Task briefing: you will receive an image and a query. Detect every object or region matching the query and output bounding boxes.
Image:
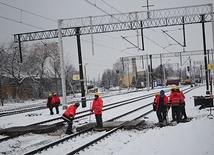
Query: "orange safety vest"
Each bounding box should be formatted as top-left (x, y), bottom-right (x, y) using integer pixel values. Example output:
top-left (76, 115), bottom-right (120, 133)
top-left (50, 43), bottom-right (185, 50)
top-left (169, 92), bottom-right (182, 105)
top-left (179, 91), bottom-right (185, 103)
top-left (63, 104), bottom-right (77, 117)
top-left (154, 95), bottom-right (168, 110)
top-left (91, 97), bottom-right (103, 114)
top-left (51, 95), bottom-right (60, 104)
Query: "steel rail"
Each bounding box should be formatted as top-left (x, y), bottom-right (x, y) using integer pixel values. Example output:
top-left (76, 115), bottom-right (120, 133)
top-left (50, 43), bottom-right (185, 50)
top-left (23, 86), bottom-right (200, 155)
top-left (0, 89), bottom-right (146, 117)
top-left (0, 91), bottom-right (156, 143)
top-left (67, 86), bottom-right (200, 155)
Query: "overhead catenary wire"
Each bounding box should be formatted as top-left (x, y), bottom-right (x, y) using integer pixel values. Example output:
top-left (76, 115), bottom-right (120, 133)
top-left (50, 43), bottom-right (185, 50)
top-left (101, 0), bottom-right (188, 55)
top-left (100, 0), bottom-right (171, 53)
top-left (0, 0), bottom-right (175, 56)
top-left (1, 1), bottom-right (181, 73)
top-left (0, 15), bottom-right (46, 30)
top-left (0, 1), bottom-right (134, 62)
top-left (84, 0), bottom-right (143, 51)
top-left (0, 1), bottom-right (133, 55)
top-left (82, 0), bottom-right (181, 80)
top-left (85, 0), bottom-right (179, 54)
top-left (0, 1), bottom-right (56, 23)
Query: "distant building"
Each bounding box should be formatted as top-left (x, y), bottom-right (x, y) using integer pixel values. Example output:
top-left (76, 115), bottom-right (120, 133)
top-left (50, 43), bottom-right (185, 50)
top-left (120, 71), bottom-right (146, 88)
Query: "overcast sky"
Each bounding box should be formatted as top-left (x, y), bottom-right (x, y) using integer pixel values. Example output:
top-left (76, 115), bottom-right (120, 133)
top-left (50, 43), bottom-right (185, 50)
top-left (0, 0), bottom-right (214, 80)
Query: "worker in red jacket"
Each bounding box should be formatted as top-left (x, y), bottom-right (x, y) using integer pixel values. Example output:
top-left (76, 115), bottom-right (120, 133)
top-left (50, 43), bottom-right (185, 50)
top-left (51, 92), bottom-right (60, 114)
top-left (169, 86), bottom-right (182, 122)
top-left (91, 92), bottom-right (104, 128)
top-left (46, 93), bottom-right (54, 115)
top-left (62, 102), bottom-right (80, 134)
top-left (154, 90), bottom-right (169, 125)
top-left (153, 92), bottom-right (159, 111)
top-left (175, 86), bottom-right (188, 119)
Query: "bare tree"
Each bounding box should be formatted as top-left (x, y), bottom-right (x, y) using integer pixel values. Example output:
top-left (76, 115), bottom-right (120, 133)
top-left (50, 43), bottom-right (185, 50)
top-left (0, 42), bottom-right (32, 101)
top-left (0, 41), bottom-right (80, 101)
top-left (101, 69), bottom-right (112, 89)
top-left (27, 42), bottom-right (60, 98)
top-left (65, 64), bottom-right (78, 95)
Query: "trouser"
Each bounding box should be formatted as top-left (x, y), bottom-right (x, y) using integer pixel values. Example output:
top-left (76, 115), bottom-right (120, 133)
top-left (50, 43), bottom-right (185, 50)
top-left (53, 103), bottom-right (60, 114)
top-left (156, 109), bottom-right (167, 123)
top-left (180, 105), bottom-right (187, 119)
top-left (171, 105), bottom-right (180, 121)
top-left (62, 114), bottom-right (73, 134)
top-left (95, 114), bottom-right (103, 127)
top-left (49, 107), bottom-right (54, 115)
top-left (66, 121), bottom-right (73, 134)
top-left (47, 103), bottom-right (54, 115)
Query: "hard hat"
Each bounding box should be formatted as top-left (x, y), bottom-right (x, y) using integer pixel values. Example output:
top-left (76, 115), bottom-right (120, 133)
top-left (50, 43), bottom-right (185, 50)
top-left (155, 92), bottom-right (159, 96)
top-left (48, 94), bottom-right (52, 97)
top-left (175, 86), bottom-right (180, 90)
top-left (160, 90), bottom-right (165, 94)
top-left (171, 86), bottom-right (176, 90)
top-left (94, 92), bottom-right (99, 96)
top-left (75, 102), bottom-right (80, 107)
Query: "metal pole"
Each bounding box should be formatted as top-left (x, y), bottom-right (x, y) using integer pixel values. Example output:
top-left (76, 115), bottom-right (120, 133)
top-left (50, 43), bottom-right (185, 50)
top-left (193, 61), bottom-right (196, 82)
top-left (149, 55), bottom-right (153, 89)
top-left (208, 77), bottom-right (213, 118)
top-left (141, 55), bottom-right (144, 69)
top-left (90, 17), bottom-right (95, 55)
top-left (57, 19), bottom-right (67, 110)
top-left (200, 65), bottom-right (203, 84)
top-left (208, 50), bottom-right (211, 88)
top-left (146, 54), bottom-right (150, 91)
top-left (201, 15), bottom-right (209, 93)
top-left (182, 17), bottom-right (186, 47)
top-left (180, 51), bottom-right (183, 80)
top-left (75, 27), bottom-right (86, 108)
top-left (140, 21), bottom-right (145, 51)
top-left (160, 54), bottom-right (163, 86)
top-left (135, 12), bottom-right (140, 52)
top-left (163, 64), bottom-right (166, 87)
top-left (18, 35), bottom-right (23, 63)
top-left (189, 57), bottom-right (192, 79)
top-left (84, 63), bottom-right (88, 94)
top-left (54, 61), bottom-right (58, 92)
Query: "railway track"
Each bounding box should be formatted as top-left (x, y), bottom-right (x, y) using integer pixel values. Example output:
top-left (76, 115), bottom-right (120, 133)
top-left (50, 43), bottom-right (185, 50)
top-left (20, 86), bottom-right (199, 155)
top-left (24, 106), bottom-right (154, 155)
top-left (0, 86), bottom-right (200, 155)
top-left (0, 85), bottom-right (187, 118)
top-left (0, 89), bottom-right (147, 117)
top-left (0, 91), bottom-right (159, 143)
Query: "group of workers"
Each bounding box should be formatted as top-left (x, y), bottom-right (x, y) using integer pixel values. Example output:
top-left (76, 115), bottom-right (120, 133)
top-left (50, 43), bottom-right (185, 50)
top-left (47, 86), bottom-right (186, 134)
top-left (153, 86), bottom-right (188, 125)
top-left (48, 92), bottom-right (103, 134)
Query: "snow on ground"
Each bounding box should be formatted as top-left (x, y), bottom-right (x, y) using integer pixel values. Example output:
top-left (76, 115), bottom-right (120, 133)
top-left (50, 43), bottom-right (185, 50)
top-left (0, 85), bottom-right (214, 155)
top-left (79, 85), bottom-right (214, 155)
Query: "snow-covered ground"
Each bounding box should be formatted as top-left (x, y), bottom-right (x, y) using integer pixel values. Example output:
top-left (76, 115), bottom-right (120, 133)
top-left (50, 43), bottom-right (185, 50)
top-left (0, 85), bottom-right (214, 155)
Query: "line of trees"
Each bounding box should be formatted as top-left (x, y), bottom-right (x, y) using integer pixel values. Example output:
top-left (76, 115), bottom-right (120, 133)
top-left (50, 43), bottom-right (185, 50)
top-left (100, 59), bottom-right (187, 89)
